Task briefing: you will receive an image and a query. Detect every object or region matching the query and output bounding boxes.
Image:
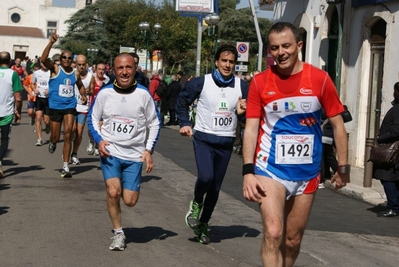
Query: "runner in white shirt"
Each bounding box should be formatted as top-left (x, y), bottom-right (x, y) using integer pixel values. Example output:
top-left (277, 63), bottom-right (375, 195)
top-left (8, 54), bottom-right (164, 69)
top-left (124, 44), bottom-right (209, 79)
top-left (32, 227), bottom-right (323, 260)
top-left (70, 55), bottom-right (94, 164)
top-left (88, 53), bottom-right (161, 251)
top-left (32, 61), bottom-right (51, 146)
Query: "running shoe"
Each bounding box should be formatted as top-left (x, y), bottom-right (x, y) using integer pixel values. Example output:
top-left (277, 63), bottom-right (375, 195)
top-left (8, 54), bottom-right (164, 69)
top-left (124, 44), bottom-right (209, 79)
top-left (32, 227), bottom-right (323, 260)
top-left (94, 148), bottom-right (99, 156)
top-left (109, 232), bottom-right (126, 251)
top-left (86, 142), bottom-right (95, 155)
top-left (70, 154), bottom-right (81, 165)
top-left (318, 183), bottom-right (326, 189)
top-left (35, 139), bottom-right (42, 146)
top-left (48, 141), bottom-right (56, 154)
top-left (185, 200), bottom-right (203, 229)
top-left (60, 166), bottom-right (72, 178)
top-left (45, 124), bottom-right (51, 134)
top-left (194, 222), bottom-right (210, 245)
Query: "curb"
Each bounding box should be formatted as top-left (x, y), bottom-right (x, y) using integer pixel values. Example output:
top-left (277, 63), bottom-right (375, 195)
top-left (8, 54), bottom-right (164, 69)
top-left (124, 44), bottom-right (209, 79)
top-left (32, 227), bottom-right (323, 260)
top-left (325, 180), bottom-right (386, 206)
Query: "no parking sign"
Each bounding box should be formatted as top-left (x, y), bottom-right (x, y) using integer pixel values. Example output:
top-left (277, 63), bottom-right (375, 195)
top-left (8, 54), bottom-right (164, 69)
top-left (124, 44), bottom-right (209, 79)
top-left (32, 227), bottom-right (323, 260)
top-left (236, 42), bottom-right (249, 62)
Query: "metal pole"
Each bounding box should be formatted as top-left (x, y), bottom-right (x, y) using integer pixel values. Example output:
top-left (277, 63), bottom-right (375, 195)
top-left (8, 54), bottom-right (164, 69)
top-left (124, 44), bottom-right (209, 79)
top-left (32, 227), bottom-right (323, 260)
top-left (248, 0), bottom-right (263, 71)
top-left (145, 37), bottom-right (149, 72)
top-left (195, 16), bottom-right (203, 77)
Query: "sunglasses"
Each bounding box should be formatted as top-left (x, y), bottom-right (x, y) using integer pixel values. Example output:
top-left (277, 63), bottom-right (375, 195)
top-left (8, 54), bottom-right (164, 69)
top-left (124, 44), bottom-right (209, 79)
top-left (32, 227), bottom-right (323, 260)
top-left (61, 56), bottom-right (73, 60)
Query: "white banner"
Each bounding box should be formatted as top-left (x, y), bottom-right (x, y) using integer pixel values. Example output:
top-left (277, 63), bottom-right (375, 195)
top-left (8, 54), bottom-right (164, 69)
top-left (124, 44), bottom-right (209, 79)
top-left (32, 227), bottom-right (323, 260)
top-left (175, 0), bottom-right (214, 13)
top-left (119, 46), bottom-right (135, 53)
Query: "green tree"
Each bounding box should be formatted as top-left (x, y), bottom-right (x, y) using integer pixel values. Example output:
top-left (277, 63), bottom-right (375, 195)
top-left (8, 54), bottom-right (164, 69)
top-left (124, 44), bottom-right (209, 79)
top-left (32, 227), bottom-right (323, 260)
top-left (59, 0), bottom-right (271, 74)
top-left (217, 7), bottom-right (272, 70)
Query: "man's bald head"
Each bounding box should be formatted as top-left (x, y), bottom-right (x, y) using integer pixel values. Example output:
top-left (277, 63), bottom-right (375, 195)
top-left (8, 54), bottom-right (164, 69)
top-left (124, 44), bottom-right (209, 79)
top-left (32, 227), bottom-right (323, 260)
top-left (76, 54), bottom-right (87, 63)
top-left (0, 51), bottom-right (11, 66)
top-left (75, 54), bottom-right (88, 74)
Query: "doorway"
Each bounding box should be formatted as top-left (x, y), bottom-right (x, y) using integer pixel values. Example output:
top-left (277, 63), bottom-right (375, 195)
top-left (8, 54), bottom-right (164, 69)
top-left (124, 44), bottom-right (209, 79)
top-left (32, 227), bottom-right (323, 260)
top-left (366, 19), bottom-right (386, 141)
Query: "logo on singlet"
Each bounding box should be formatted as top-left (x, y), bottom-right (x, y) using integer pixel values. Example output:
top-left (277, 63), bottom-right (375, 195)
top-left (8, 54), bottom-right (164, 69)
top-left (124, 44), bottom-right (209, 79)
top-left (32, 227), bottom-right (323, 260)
top-left (284, 102), bottom-right (297, 112)
top-left (257, 153), bottom-right (267, 161)
top-left (300, 102), bottom-right (312, 112)
top-left (63, 78), bottom-right (72, 85)
top-left (217, 100), bottom-right (229, 111)
top-left (300, 88), bottom-right (313, 94)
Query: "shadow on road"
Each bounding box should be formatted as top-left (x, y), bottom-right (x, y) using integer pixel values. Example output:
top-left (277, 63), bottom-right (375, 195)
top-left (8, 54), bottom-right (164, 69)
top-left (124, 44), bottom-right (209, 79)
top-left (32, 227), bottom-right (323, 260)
top-left (69, 164), bottom-right (102, 175)
top-left (0, 183), bottom-right (10, 191)
top-left (3, 165), bottom-right (45, 178)
top-left (206, 225), bottom-right (261, 244)
top-left (124, 226), bottom-right (178, 244)
top-left (0, 206), bottom-right (9, 215)
top-left (142, 175), bottom-right (162, 183)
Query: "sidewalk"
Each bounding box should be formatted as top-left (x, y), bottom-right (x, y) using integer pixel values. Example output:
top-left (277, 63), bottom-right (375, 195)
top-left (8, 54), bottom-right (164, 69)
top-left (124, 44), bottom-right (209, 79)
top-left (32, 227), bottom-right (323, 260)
top-left (164, 125), bottom-right (387, 207)
top-left (325, 165), bottom-right (386, 206)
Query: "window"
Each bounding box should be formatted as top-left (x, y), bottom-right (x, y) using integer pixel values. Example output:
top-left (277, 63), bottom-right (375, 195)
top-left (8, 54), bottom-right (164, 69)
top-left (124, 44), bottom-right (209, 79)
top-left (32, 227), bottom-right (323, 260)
top-left (47, 21), bottom-right (57, 38)
top-left (11, 13), bottom-right (21, 23)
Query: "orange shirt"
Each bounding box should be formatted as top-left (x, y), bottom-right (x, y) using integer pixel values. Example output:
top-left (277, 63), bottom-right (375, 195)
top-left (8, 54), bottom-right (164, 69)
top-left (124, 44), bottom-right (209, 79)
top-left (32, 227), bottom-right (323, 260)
top-left (23, 74), bottom-right (36, 102)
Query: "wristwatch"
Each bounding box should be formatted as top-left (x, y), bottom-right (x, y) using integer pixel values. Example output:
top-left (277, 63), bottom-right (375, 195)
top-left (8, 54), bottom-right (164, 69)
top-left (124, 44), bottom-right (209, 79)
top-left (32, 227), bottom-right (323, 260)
top-left (145, 149), bottom-right (154, 155)
top-left (338, 164), bottom-right (351, 174)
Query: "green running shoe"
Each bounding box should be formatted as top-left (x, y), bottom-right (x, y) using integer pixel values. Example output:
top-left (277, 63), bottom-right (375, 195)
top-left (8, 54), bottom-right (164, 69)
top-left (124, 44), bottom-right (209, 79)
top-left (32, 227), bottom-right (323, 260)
top-left (195, 222), bottom-right (210, 245)
top-left (185, 200), bottom-right (203, 228)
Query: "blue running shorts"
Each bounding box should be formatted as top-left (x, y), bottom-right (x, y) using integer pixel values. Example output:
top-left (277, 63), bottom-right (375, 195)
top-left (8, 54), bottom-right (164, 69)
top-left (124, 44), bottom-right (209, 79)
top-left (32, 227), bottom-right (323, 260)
top-left (75, 112), bottom-right (87, 125)
top-left (100, 156), bottom-right (143, 191)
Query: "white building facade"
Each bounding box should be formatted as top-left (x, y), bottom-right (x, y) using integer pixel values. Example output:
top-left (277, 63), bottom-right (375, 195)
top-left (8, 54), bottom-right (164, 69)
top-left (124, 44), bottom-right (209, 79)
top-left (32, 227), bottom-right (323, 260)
top-left (262, 0), bottom-right (399, 186)
top-left (0, 0), bottom-right (94, 60)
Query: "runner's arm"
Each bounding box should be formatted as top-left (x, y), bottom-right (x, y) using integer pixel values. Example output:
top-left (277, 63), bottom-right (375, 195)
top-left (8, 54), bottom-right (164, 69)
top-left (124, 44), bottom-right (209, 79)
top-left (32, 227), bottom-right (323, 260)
top-left (40, 32), bottom-right (58, 75)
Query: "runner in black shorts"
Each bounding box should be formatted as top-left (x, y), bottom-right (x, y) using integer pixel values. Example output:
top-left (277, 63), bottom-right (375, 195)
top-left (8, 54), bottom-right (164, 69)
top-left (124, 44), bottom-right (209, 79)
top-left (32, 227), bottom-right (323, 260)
top-left (32, 61), bottom-right (51, 146)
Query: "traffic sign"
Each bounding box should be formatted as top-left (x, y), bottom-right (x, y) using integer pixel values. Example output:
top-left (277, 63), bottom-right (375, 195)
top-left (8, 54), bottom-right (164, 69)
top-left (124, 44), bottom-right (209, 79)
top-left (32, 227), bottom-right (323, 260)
top-left (236, 42), bottom-right (249, 62)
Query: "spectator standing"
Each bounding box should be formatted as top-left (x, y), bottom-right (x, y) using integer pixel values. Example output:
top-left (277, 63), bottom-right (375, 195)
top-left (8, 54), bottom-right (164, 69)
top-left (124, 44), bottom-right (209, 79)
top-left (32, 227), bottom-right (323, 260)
top-left (373, 82), bottom-right (399, 217)
top-left (177, 70), bottom-right (188, 89)
top-left (166, 74), bottom-right (181, 125)
top-left (149, 70), bottom-right (162, 106)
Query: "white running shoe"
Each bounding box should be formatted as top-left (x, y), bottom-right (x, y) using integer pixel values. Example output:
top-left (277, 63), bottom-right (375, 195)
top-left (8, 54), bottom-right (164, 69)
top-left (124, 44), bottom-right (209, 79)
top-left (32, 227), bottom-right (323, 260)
top-left (94, 148), bottom-right (99, 156)
top-left (70, 154), bottom-right (81, 165)
top-left (86, 142), bottom-right (95, 155)
top-left (35, 139), bottom-right (42, 146)
top-left (109, 232), bottom-right (126, 251)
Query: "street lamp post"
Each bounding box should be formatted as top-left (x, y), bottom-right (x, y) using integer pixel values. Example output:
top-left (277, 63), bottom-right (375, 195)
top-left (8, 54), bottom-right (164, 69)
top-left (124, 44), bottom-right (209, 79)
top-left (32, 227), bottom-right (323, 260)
top-left (86, 48), bottom-right (98, 66)
top-left (204, 13), bottom-right (220, 72)
top-left (139, 22), bottom-right (161, 72)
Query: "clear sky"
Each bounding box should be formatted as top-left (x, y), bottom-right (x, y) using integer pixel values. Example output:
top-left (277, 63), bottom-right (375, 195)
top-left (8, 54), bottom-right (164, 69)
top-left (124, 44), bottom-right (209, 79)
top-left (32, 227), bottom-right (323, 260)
top-left (51, 0), bottom-right (272, 19)
top-left (52, 0), bottom-right (74, 7)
